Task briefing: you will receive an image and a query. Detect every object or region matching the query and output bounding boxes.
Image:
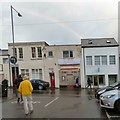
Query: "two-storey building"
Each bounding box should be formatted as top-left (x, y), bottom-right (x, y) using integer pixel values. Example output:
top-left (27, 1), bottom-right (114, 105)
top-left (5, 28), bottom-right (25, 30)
top-left (8, 42), bottom-right (81, 88)
top-left (81, 38), bottom-right (119, 88)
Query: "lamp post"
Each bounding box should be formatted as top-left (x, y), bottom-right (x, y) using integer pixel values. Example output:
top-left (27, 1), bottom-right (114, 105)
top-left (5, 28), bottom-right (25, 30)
top-left (10, 5), bottom-right (22, 93)
top-left (11, 5), bottom-right (22, 58)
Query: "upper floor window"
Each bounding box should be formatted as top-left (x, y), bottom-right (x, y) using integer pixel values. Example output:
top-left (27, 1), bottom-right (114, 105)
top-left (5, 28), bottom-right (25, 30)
top-left (18, 48), bottom-right (23, 59)
top-left (63, 51), bottom-right (73, 58)
top-left (31, 47), bottom-right (36, 58)
top-left (101, 56), bottom-right (107, 65)
top-left (94, 56), bottom-right (100, 65)
top-left (48, 51), bottom-right (53, 57)
top-left (86, 56), bottom-right (92, 65)
top-left (14, 48), bottom-right (17, 58)
top-left (109, 55), bottom-right (116, 65)
top-left (3, 58), bottom-right (8, 64)
top-left (37, 47), bottom-right (42, 58)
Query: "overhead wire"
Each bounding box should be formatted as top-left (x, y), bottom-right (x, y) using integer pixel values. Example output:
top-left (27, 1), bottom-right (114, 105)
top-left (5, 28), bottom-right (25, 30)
top-left (1, 18), bottom-right (118, 26)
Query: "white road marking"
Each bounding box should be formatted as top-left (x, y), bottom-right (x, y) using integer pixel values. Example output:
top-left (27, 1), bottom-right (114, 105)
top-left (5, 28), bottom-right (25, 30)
top-left (11, 101), bottom-right (41, 104)
top-left (105, 109), bottom-right (111, 120)
top-left (105, 109), bottom-right (120, 119)
top-left (44, 97), bottom-right (59, 108)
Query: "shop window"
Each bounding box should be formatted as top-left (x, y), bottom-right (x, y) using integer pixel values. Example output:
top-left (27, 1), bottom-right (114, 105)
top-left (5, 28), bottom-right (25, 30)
top-left (108, 75), bottom-right (117, 85)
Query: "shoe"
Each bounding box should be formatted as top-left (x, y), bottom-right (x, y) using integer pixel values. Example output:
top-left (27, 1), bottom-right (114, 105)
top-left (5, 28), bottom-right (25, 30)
top-left (30, 110), bottom-right (34, 114)
top-left (25, 113), bottom-right (29, 116)
top-left (17, 98), bottom-right (20, 103)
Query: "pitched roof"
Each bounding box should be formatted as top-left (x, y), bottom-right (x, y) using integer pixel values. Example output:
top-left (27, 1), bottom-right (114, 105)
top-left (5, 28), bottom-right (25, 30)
top-left (81, 38), bottom-right (119, 48)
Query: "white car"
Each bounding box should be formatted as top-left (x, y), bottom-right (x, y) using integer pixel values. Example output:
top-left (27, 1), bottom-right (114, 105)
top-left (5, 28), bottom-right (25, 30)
top-left (100, 88), bottom-right (120, 113)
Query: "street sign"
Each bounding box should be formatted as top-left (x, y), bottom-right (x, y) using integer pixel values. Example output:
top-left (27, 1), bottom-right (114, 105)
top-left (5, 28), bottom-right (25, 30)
top-left (10, 56), bottom-right (17, 64)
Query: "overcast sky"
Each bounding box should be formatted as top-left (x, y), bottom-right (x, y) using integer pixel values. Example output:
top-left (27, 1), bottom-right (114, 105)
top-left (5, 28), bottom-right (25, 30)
top-left (0, 0), bottom-right (119, 49)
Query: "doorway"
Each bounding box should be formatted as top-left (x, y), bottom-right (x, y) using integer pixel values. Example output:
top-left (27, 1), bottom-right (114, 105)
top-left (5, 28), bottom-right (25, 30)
top-left (87, 75), bottom-right (105, 88)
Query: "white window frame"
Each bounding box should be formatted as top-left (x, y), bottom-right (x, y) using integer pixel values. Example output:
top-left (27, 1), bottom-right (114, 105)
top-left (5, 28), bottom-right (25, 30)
top-left (21, 69), bottom-right (29, 77)
top-left (18, 48), bottom-right (23, 59)
top-left (37, 47), bottom-right (42, 58)
top-left (109, 55), bottom-right (116, 65)
top-left (86, 56), bottom-right (92, 65)
top-left (63, 50), bottom-right (73, 58)
top-left (31, 47), bottom-right (36, 58)
top-left (101, 55), bottom-right (107, 65)
top-left (94, 56), bottom-right (100, 65)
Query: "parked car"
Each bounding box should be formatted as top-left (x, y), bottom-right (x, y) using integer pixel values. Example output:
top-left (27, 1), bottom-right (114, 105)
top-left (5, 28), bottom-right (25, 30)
top-left (95, 81), bottom-right (120, 99)
top-left (100, 87), bottom-right (120, 113)
top-left (30, 79), bottom-right (49, 90)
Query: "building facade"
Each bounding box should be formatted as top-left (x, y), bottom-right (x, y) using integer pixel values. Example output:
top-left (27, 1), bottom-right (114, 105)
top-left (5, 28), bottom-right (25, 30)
top-left (0, 49), bottom-right (11, 85)
top-left (8, 42), bottom-right (81, 88)
top-left (81, 38), bottom-right (119, 88)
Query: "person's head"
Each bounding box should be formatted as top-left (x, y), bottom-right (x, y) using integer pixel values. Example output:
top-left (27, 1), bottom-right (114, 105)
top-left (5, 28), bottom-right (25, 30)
top-left (18, 74), bottom-right (22, 78)
top-left (23, 75), bottom-right (29, 80)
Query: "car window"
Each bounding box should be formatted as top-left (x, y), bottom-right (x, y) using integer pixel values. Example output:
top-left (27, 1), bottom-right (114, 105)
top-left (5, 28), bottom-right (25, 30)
top-left (30, 80), bottom-right (34, 83)
top-left (35, 80), bottom-right (41, 84)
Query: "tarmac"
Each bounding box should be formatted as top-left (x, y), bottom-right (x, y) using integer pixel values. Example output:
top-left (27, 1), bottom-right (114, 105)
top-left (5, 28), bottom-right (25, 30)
top-left (1, 87), bottom-right (96, 102)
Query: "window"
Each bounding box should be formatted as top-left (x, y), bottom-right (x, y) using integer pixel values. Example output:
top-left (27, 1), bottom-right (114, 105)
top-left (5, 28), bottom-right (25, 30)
top-left (48, 51), bottom-right (53, 57)
top-left (63, 51), bottom-right (73, 58)
top-left (101, 56), bottom-right (107, 65)
top-left (18, 48), bottom-right (23, 59)
top-left (109, 55), bottom-right (116, 65)
top-left (21, 69), bottom-right (29, 77)
top-left (3, 58), bottom-right (8, 64)
top-left (37, 47), bottom-right (42, 58)
top-left (14, 48), bottom-right (17, 58)
top-left (32, 69), bottom-right (42, 79)
top-left (95, 56), bottom-right (100, 65)
top-left (86, 56), bottom-right (92, 65)
top-left (31, 47), bottom-right (36, 58)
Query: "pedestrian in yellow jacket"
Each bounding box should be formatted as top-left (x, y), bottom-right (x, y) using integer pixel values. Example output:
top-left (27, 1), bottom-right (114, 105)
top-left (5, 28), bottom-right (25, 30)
top-left (18, 75), bottom-right (33, 115)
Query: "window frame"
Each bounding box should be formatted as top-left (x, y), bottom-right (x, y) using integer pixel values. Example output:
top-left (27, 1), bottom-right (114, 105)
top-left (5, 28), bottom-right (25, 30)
top-left (86, 56), bottom-right (92, 65)
top-left (63, 50), bottom-right (73, 58)
top-left (18, 48), bottom-right (23, 59)
top-left (109, 55), bottom-right (116, 65)
top-left (31, 47), bottom-right (36, 58)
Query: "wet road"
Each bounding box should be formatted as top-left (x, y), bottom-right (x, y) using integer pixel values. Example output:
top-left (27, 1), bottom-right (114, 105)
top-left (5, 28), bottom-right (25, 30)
top-left (2, 88), bottom-right (120, 119)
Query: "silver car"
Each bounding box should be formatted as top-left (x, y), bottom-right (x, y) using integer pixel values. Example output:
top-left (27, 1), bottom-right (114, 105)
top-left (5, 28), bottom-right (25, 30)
top-left (100, 88), bottom-right (120, 113)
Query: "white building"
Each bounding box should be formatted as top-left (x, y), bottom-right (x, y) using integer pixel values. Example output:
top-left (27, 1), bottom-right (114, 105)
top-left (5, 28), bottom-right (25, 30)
top-left (8, 41), bottom-right (81, 88)
top-left (0, 49), bottom-right (11, 85)
top-left (81, 38), bottom-right (119, 88)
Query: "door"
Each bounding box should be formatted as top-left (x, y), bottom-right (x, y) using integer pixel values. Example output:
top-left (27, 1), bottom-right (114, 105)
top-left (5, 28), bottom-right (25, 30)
top-left (93, 76), bottom-right (99, 87)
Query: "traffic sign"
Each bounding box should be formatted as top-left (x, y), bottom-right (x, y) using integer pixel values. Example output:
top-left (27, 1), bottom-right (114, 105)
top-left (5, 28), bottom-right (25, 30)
top-left (10, 56), bottom-right (17, 64)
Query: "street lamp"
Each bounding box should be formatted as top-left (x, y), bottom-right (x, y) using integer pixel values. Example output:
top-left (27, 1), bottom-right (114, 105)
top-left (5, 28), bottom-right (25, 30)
top-left (10, 5), bottom-right (22, 58)
top-left (10, 5), bottom-right (22, 92)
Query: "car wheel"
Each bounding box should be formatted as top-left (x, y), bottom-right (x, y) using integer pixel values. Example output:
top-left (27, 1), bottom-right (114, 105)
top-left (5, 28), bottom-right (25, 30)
top-left (115, 100), bottom-right (120, 113)
top-left (38, 85), bottom-right (43, 90)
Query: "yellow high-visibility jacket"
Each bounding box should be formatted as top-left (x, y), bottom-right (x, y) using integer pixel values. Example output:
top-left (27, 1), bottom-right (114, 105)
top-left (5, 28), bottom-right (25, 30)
top-left (18, 80), bottom-right (33, 96)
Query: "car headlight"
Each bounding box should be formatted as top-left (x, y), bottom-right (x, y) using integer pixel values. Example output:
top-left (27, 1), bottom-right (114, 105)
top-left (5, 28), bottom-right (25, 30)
top-left (105, 94), bottom-right (116, 99)
top-left (98, 89), bottom-right (106, 94)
